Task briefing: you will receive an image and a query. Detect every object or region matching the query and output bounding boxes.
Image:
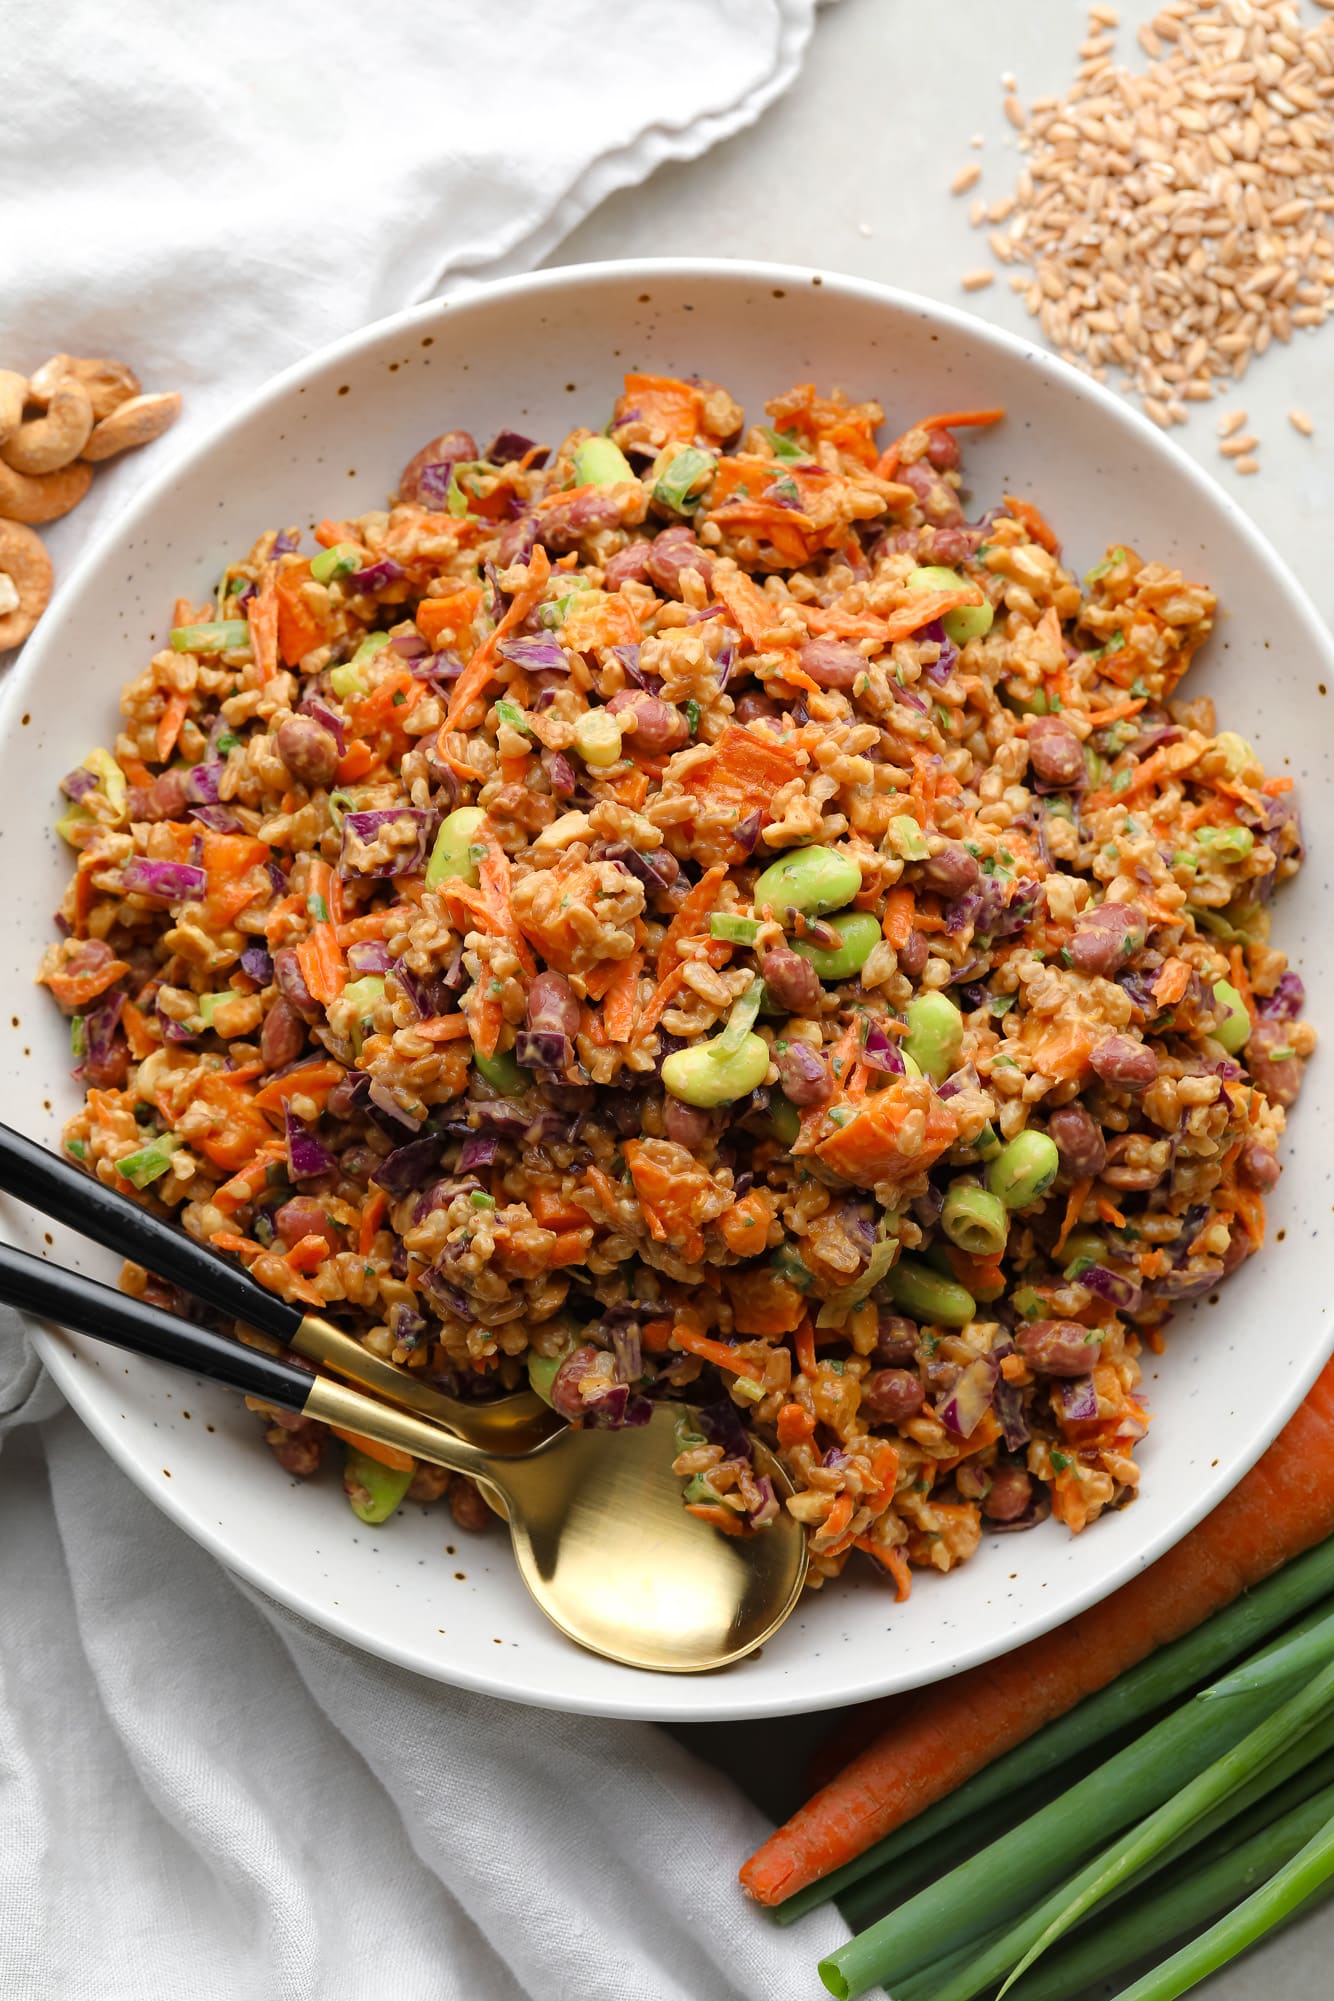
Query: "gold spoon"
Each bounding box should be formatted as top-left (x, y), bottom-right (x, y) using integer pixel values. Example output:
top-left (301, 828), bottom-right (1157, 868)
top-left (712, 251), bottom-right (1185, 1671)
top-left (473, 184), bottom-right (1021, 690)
top-left (0, 1238), bottom-right (809, 1672)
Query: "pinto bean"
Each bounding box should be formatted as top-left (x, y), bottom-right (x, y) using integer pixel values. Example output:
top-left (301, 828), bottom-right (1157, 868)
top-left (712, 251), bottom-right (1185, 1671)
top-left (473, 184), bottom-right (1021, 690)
top-left (919, 524), bottom-right (976, 567)
top-left (398, 430), bottom-right (477, 505)
top-left (861, 1367), bottom-right (926, 1424)
top-left (527, 970), bottom-right (581, 1040)
top-left (407, 1461), bottom-right (452, 1503)
top-left (602, 541), bottom-right (652, 591)
top-left (924, 426), bottom-right (961, 471)
top-left (1246, 1020), bottom-right (1306, 1108)
top-left (273, 946), bottom-right (323, 1024)
top-left (919, 841), bottom-right (980, 897)
top-left (663, 1098), bottom-right (715, 1147)
top-left (1015, 1319), bottom-right (1102, 1376)
top-left (1238, 1141), bottom-right (1281, 1191)
top-left (81, 1038), bottom-right (129, 1089)
top-left (267, 1418), bottom-right (325, 1478)
top-left (1068, 902), bottom-right (1147, 977)
top-left (1027, 716), bottom-right (1086, 789)
top-left (449, 1479), bottom-right (493, 1531)
top-left (274, 1198), bottom-right (340, 1254)
top-left (549, 1344), bottom-right (603, 1420)
top-left (1047, 1103), bottom-right (1108, 1177)
top-left (605, 688), bottom-right (689, 754)
top-left (983, 1465), bottom-right (1034, 1522)
top-left (276, 715), bottom-right (339, 788)
top-left (797, 637), bottom-right (864, 689)
top-left (897, 929), bottom-right (930, 978)
top-left (496, 513), bottom-right (538, 566)
top-left (1090, 1035), bottom-right (1159, 1091)
top-left (147, 767), bottom-right (193, 820)
top-left (874, 1314), bottom-right (919, 1366)
top-left (777, 1042), bottom-right (832, 1106)
top-left (537, 487), bottom-right (629, 551)
top-left (645, 525), bottom-right (713, 597)
top-left (733, 692), bottom-right (782, 728)
top-left (260, 996), bottom-right (308, 1070)
top-left (897, 457), bottom-right (964, 526)
top-left (760, 947), bottom-right (822, 1014)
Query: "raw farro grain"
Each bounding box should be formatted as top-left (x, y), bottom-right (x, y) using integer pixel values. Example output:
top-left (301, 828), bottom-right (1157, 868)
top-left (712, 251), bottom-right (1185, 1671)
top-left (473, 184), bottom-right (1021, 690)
top-left (1218, 431), bottom-right (1260, 456)
top-left (961, 269), bottom-right (995, 292)
top-left (975, 0), bottom-right (1334, 417)
top-left (1234, 453), bottom-right (1261, 471)
top-left (952, 162), bottom-right (983, 195)
top-left (1289, 405), bottom-right (1315, 433)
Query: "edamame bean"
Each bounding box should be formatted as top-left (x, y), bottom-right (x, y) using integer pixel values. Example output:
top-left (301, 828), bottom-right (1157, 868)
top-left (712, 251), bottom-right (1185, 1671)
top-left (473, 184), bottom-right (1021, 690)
top-left (473, 1044), bottom-right (525, 1093)
top-left (753, 844), bottom-right (862, 917)
top-left (426, 806), bottom-right (487, 887)
top-left (528, 1339), bottom-right (579, 1406)
top-left (888, 815), bottom-right (930, 861)
top-left (573, 709), bottom-right (624, 767)
top-left (986, 1129), bottom-right (1061, 1209)
top-left (887, 1258), bottom-right (977, 1327)
top-left (1212, 731), bottom-right (1259, 781)
top-left (904, 991), bottom-right (964, 1083)
top-left (941, 1181), bottom-right (1009, 1258)
top-left (907, 563), bottom-right (995, 645)
top-left (1062, 1229), bottom-right (1109, 1270)
top-left (768, 1094), bottom-right (801, 1145)
top-left (343, 1446), bottom-right (413, 1525)
top-left (1212, 978), bottom-right (1252, 1054)
top-left (662, 1031), bottom-right (770, 1107)
top-left (791, 909), bottom-right (882, 981)
top-left (572, 436), bottom-right (634, 487)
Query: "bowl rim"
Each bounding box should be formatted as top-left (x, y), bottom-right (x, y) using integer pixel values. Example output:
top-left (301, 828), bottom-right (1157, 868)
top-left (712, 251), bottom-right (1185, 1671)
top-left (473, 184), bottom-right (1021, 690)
top-left (8, 255), bottom-right (1333, 1721)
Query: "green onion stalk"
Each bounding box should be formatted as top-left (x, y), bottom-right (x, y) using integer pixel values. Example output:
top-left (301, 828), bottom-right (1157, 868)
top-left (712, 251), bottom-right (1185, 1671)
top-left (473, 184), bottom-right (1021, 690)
top-left (778, 1537), bottom-right (1334, 1925)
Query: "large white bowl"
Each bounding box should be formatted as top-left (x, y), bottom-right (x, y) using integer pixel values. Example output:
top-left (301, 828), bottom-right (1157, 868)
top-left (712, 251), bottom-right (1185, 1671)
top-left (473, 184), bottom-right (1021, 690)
top-left (2, 260), bottom-right (1329, 1722)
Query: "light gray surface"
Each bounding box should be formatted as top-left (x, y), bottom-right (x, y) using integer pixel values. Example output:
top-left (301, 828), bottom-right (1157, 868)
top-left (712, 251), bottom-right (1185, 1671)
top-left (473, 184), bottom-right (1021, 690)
top-left (550, 0), bottom-right (1332, 1991)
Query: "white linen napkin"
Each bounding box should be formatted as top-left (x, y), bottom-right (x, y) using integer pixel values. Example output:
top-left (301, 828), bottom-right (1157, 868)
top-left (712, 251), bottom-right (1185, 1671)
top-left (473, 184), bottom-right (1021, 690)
top-left (0, 3), bottom-right (851, 1995)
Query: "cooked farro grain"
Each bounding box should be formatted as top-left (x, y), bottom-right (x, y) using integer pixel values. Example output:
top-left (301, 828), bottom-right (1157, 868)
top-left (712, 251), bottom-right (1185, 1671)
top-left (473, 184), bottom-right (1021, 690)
top-left (42, 379), bottom-right (1311, 1596)
top-left (973, 1), bottom-right (1334, 419)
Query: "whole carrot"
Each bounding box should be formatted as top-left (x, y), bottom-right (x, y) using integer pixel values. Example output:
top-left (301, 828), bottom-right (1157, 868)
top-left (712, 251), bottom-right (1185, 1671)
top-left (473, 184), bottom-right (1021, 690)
top-left (739, 1358), bottom-right (1334, 1907)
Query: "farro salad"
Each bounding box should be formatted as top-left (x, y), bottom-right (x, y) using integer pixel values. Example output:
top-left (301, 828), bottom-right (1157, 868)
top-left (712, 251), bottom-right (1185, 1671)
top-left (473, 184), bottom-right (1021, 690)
top-left (42, 372), bottom-right (1312, 1588)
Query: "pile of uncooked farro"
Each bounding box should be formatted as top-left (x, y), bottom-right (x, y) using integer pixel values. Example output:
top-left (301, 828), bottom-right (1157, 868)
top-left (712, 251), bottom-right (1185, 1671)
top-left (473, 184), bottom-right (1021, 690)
top-left (956, 0), bottom-right (1334, 466)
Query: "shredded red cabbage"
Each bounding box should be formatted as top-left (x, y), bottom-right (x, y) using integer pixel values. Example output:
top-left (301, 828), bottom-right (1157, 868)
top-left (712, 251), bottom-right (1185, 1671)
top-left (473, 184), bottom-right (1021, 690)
top-left (338, 809), bottom-right (435, 879)
top-left (285, 1108), bottom-right (336, 1182)
top-left (860, 1020), bottom-right (906, 1074)
top-left (993, 1375), bottom-right (1031, 1451)
top-left (939, 1355), bottom-right (999, 1440)
top-left (122, 857), bottom-right (208, 902)
top-left (496, 633), bottom-right (568, 672)
top-left (486, 431), bottom-right (547, 468)
top-left (1053, 1374), bottom-right (1099, 1423)
top-left (350, 559), bottom-right (405, 592)
top-left (515, 1028), bottom-right (572, 1072)
top-left (240, 944), bottom-right (273, 984)
top-left (370, 1133), bottom-right (444, 1195)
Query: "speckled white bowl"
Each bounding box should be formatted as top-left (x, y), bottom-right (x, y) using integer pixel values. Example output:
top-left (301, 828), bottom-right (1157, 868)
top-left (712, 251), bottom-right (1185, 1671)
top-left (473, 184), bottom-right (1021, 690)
top-left (2, 260), bottom-right (1329, 1721)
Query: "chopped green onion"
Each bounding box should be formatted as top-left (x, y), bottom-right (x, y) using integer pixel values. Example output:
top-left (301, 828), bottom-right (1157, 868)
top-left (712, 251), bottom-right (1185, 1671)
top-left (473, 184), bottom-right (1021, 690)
top-left (572, 436), bottom-right (634, 487)
top-left (494, 698), bottom-right (531, 735)
top-left (710, 913), bottom-right (763, 946)
top-left (652, 446), bottom-right (716, 513)
top-left (329, 662), bottom-right (367, 699)
top-left (327, 789), bottom-right (356, 831)
top-left (70, 1016), bottom-right (87, 1059)
top-left (716, 976), bottom-right (764, 1057)
top-left (214, 730), bottom-right (242, 756)
top-left (341, 974), bottom-right (385, 1018)
top-left (815, 1236), bottom-right (899, 1325)
top-left (768, 473), bottom-right (801, 505)
top-left (760, 425), bottom-right (810, 462)
top-left (169, 620), bottom-right (251, 654)
top-left (684, 698), bottom-right (701, 737)
top-left (310, 541), bottom-right (360, 583)
top-left (198, 990), bottom-right (240, 1028)
top-left (114, 1136), bottom-right (182, 1189)
top-left (469, 1190), bottom-right (496, 1210)
top-left (65, 1138), bottom-right (87, 1160)
top-left (888, 814), bottom-right (930, 861)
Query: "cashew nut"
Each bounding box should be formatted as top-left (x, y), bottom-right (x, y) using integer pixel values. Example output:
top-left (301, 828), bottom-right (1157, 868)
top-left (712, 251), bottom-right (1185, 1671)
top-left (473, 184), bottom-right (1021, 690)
top-left (0, 456), bottom-right (93, 523)
top-left (81, 390), bottom-right (182, 463)
top-left (0, 372), bottom-right (28, 448)
top-left (1, 380), bottom-right (94, 476)
top-left (0, 521), bottom-right (53, 651)
top-left (30, 354), bottom-right (141, 422)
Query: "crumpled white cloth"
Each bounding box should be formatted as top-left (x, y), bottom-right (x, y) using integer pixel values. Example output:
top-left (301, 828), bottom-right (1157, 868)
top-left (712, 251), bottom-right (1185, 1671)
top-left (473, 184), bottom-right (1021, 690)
top-left (0, 4), bottom-right (849, 1995)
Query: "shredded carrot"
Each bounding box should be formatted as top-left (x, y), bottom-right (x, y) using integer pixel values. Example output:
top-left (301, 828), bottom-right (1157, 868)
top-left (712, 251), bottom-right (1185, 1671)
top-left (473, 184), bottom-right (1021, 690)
top-left (439, 545), bottom-right (552, 735)
top-left (252, 1059), bottom-right (344, 1116)
top-left (357, 1189), bottom-right (388, 1257)
top-left (1084, 697), bottom-right (1148, 727)
top-left (793, 1318), bottom-right (817, 1379)
top-left (601, 952), bottom-right (642, 1044)
top-left (881, 887), bottom-right (916, 950)
top-left (777, 1402), bottom-right (816, 1449)
top-left (1097, 1194), bottom-right (1129, 1229)
top-left (415, 584), bottom-right (483, 649)
top-left (44, 956), bottom-right (132, 1010)
top-left (855, 1537), bottom-right (913, 1601)
top-left (214, 1140), bottom-right (286, 1216)
top-left (154, 691), bottom-right (190, 764)
top-left (330, 1425), bottom-right (414, 1473)
top-left (286, 1232), bottom-right (332, 1275)
top-left (274, 561), bottom-right (332, 667)
top-left (882, 585), bottom-right (984, 644)
top-left (657, 864), bottom-right (729, 979)
top-left (546, 1228), bottom-right (595, 1268)
top-left (685, 1502), bottom-right (745, 1536)
top-left (638, 963), bottom-right (690, 1036)
top-left (621, 371), bottom-right (702, 444)
top-left (295, 926), bottom-right (346, 1006)
top-left (1229, 943), bottom-right (1256, 1022)
top-left (118, 1001), bottom-right (157, 1060)
top-left (1053, 1178), bottom-right (1093, 1259)
top-left (412, 1015), bottom-right (472, 1043)
top-left (672, 1324), bottom-right (757, 1376)
top-left (1003, 493), bottom-right (1061, 555)
top-left (1153, 958), bottom-right (1192, 1007)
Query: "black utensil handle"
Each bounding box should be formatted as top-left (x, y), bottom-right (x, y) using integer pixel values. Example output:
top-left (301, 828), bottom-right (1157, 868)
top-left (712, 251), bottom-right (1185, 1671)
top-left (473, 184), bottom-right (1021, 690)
top-left (0, 1241), bottom-right (315, 1412)
top-left (0, 1121), bottom-right (301, 1344)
